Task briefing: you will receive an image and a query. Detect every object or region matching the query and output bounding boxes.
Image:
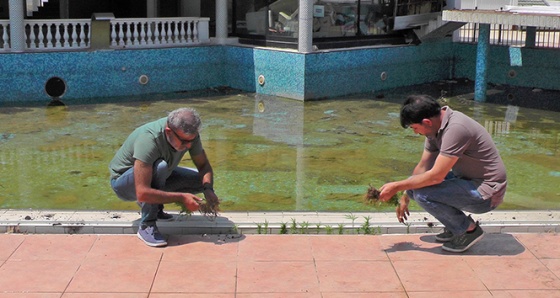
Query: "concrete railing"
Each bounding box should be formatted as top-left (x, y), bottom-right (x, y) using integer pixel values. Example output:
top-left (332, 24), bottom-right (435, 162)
top-left (0, 17), bottom-right (210, 53)
top-left (110, 17), bottom-right (210, 49)
top-left (25, 19), bottom-right (90, 50)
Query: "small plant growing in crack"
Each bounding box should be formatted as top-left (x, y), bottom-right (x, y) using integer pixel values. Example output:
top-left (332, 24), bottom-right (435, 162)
top-left (280, 222), bottom-right (288, 234)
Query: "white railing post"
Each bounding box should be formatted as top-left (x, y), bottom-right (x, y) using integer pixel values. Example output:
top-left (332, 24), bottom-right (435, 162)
top-left (119, 22), bottom-right (125, 47)
top-left (1, 22), bottom-right (9, 50)
top-left (70, 22), bottom-right (77, 47)
top-left (187, 21), bottom-right (192, 43)
top-left (197, 18), bottom-right (210, 42)
top-left (63, 23), bottom-right (70, 47)
top-left (140, 21), bottom-right (147, 45)
top-left (38, 24), bottom-right (45, 48)
top-left (193, 20), bottom-right (199, 43)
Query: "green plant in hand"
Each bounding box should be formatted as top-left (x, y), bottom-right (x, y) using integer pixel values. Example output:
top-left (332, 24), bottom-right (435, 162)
top-left (176, 197), bottom-right (220, 220)
top-left (364, 185), bottom-right (400, 206)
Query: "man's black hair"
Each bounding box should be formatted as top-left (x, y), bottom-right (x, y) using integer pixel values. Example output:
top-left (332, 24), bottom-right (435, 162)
top-left (400, 95), bottom-right (442, 128)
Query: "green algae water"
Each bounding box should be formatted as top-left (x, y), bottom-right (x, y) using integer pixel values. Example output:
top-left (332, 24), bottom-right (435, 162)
top-left (1, 81), bottom-right (559, 212)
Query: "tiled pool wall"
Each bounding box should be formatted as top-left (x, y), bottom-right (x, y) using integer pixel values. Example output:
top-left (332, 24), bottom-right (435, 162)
top-left (0, 41), bottom-right (558, 103)
top-left (453, 44), bottom-right (560, 90)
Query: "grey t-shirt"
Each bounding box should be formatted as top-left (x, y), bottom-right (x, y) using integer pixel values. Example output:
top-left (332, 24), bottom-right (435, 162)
top-left (109, 117), bottom-right (203, 180)
top-left (425, 107), bottom-right (507, 205)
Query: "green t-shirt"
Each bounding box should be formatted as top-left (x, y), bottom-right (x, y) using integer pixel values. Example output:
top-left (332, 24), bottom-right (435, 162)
top-left (109, 118), bottom-right (203, 180)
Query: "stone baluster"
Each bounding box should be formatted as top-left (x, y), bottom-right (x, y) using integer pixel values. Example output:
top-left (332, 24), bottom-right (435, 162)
top-left (132, 22), bottom-right (139, 46)
top-left (146, 21), bottom-right (153, 45)
top-left (55, 23), bottom-right (62, 48)
top-left (193, 20), bottom-right (198, 43)
top-left (140, 21), bottom-right (147, 45)
top-left (166, 21), bottom-right (172, 44)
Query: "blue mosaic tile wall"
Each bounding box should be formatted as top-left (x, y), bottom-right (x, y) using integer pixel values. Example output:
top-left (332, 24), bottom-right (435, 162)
top-left (304, 41), bottom-right (453, 99)
top-left (0, 46), bottom-right (252, 104)
top-left (0, 41), bottom-right (558, 104)
top-left (254, 49), bottom-right (306, 100)
top-left (453, 43), bottom-right (560, 91)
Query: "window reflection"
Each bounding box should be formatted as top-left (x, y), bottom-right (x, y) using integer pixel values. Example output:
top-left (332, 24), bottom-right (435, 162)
top-left (236, 0), bottom-right (444, 40)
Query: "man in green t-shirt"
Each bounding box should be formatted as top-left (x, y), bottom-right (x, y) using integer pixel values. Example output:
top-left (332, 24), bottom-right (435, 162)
top-left (109, 107), bottom-right (219, 247)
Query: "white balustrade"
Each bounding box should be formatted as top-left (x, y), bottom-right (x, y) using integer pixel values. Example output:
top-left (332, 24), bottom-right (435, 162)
top-left (0, 17), bottom-right (210, 53)
top-left (24, 19), bottom-right (90, 51)
top-left (110, 17), bottom-right (210, 49)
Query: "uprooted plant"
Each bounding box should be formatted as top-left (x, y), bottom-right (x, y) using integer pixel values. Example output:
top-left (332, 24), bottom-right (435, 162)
top-left (364, 185), bottom-right (400, 206)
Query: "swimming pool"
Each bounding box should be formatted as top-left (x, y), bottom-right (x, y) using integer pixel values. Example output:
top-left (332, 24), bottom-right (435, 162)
top-left (1, 80), bottom-right (559, 212)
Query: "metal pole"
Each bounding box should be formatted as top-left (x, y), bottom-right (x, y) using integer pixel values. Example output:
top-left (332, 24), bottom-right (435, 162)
top-left (298, 0), bottom-right (313, 53)
top-left (525, 26), bottom-right (536, 48)
top-left (474, 24), bottom-right (490, 102)
top-left (9, 0), bottom-right (25, 52)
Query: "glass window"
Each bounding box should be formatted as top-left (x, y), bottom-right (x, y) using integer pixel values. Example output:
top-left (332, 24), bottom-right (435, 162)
top-left (235, 0), bottom-right (444, 44)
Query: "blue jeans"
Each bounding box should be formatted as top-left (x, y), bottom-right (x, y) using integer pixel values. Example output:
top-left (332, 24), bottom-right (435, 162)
top-left (406, 173), bottom-right (495, 235)
top-left (110, 159), bottom-right (203, 227)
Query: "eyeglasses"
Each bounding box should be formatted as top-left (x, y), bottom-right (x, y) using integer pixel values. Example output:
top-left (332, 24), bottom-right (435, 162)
top-left (169, 128), bottom-right (197, 145)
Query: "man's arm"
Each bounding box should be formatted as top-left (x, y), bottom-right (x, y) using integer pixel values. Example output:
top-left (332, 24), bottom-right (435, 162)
top-left (412, 149), bottom-right (438, 175)
top-left (134, 159), bottom-right (201, 210)
top-left (379, 151), bottom-right (458, 201)
top-left (191, 150), bottom-right (213, 187)
top-left (191, 150), bottom-right (219, 202)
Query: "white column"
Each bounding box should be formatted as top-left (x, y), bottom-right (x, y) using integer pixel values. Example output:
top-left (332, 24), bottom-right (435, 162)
top-left (59, 0), bottom-right (69, 19)
top-left (147, 0), bottom-right (158, 18)
top-left (9, 0), bottom-right (25, 52)
top-left (215, 0), bottom-right (228, 44)
top-left (298, 0), bottom-right (313, 53)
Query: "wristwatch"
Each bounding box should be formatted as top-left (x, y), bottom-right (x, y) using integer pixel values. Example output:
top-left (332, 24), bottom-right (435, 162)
top-left (203, 183), bottom-right (214, 192)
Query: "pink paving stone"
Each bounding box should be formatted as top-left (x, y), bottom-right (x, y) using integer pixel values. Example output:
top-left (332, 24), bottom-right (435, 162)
top-left (315, 260), bottom-right (404, 293)
top-left (237, 235), bottom-right (314, 261)
top-left (378, 234), bottom-right (451, 261)
top-left (0, 260), bottom-right (81, 292)
top-left (8, 234), bottom-right (97, 261)
top-left (237, 294), bottom-right (321, 298)
top-left (465, 258), bottom-right (560, 290)
top-left (66, 259), bottom-right (160, 293)
top-left (310, 235), bottom-right (389, 261)
top-left (151, 260), bottom-right (237, 293)
top-left (490, 289), bottom-right (560, 298)
top-left (61, 294), bottom-right (148, 298)
top-left (514, 233), bottom-right (560, 259)
top-left (236, 261), bottom-right (320, 294)
top-left (392, 259), bottom-right (487, 292)
top-left (86, 234), bottom-right (163, 261)
top-left (0, 234), bottom-right (25, 261)
top-left (407, 291), bottom-right (493, 298)
top-left (322, 293), bottom-right (408, 298)
top-left (162, 235), bottom-right (240, 262)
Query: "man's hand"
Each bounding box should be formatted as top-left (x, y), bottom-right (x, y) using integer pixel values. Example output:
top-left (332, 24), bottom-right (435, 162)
top-left (379, 182), bottom-right (399, 203)
top-left (396, 194), bottom-right (410, 223)
top-left (182, 193), bottom-right (203, 212)
top-left (203, 189), bottom-right (220, 208)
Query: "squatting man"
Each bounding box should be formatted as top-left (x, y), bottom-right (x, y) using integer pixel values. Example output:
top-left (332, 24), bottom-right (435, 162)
top-left (378, 95), bottom-right (507, 253)
top-left (109, 107), bottom-right (219, 247)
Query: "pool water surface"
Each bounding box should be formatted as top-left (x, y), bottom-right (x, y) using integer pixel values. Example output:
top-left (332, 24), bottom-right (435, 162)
top-left (1, 80), bottom-right (559, 212)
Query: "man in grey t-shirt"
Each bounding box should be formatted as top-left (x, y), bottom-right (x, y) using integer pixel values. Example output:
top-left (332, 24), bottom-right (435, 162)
top-left (379, 95), bottom-right (507, 253)
top-left (109, 108), bottom-right (219, 247)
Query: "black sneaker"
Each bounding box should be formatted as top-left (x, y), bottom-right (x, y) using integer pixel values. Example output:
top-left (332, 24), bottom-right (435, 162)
top-left (435, 228), bottom-right (454, 242)
top-left (157, 210), bottom-right (174, 221)
top-left (137, 225), bottom-right (167, 247)
top-left (442, 223), bottom-right (484, 253)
